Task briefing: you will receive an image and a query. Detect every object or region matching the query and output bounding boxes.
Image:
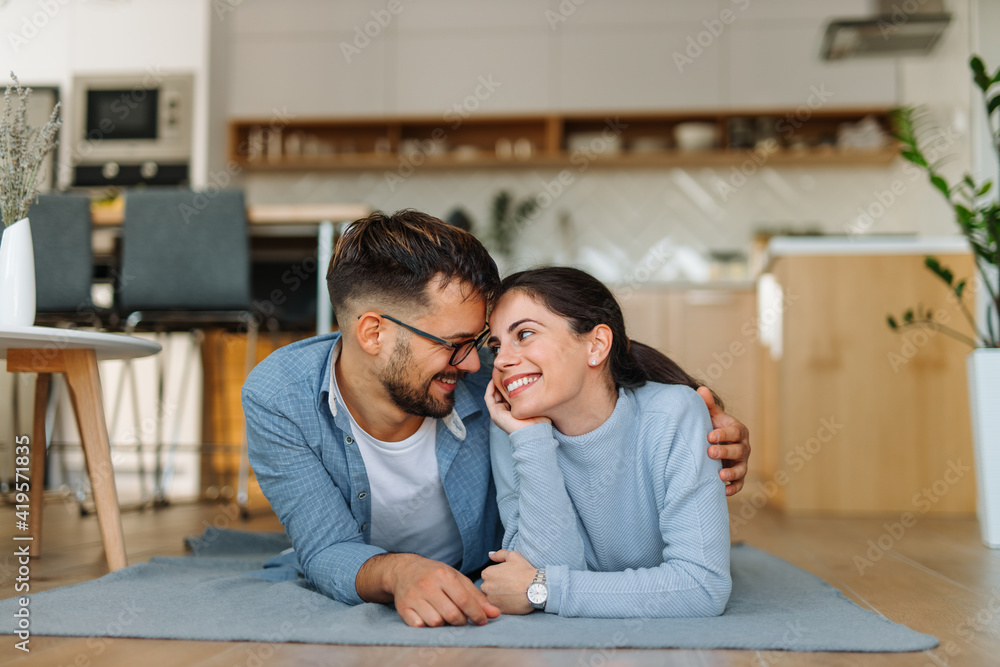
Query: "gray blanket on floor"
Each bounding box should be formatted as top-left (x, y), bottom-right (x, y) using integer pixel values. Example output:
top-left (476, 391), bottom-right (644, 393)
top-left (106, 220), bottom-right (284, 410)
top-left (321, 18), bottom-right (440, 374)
top-left (0, 528), bottom-right (937, 652)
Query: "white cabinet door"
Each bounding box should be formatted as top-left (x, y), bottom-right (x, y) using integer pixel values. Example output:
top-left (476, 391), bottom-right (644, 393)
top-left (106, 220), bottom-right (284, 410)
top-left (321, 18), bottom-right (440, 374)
top-left (225, 0), bottom-right (393, 117)
top-left (393, 31), bottom-right (550, 115)
top-left (737, 0), bottom-right (872, 22)
top-left (557, 23), bottom-right (723, 111)
top-left (228, 37), bottom-right (388, 117)
top-left (727, 22), bottom-right (898, 108)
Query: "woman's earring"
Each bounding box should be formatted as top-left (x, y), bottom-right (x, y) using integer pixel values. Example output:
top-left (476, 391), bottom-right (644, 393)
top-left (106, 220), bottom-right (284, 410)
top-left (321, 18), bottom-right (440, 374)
top-left (589, 359), bottom-right (597, 366)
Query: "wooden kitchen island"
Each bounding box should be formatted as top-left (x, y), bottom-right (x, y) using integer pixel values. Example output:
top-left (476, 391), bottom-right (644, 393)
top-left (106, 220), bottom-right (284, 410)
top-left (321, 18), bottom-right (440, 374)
top-left (756, 236), bottom-right (977, 515)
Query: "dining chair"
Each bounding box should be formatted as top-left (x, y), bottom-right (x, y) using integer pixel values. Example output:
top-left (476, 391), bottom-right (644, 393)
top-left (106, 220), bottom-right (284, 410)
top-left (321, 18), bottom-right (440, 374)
top-left (112, 189), bottom-right (258, 506)
top-left (30, 194), bottom-right (102, 327)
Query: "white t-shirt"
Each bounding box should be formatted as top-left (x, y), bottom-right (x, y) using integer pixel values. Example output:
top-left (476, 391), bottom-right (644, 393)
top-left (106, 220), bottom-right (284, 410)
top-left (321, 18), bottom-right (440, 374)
top-left (330, 359), bottom-right (464, 568)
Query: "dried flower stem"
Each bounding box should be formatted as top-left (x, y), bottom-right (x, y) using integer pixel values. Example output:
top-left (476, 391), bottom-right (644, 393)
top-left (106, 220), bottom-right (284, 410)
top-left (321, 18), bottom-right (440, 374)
top-left (0, 72), bottom-right (62, 227)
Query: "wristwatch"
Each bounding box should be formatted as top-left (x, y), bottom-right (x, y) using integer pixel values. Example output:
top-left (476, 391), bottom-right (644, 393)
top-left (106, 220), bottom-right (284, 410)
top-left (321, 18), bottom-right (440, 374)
top-left (526, 568), bottom-right (548, 611)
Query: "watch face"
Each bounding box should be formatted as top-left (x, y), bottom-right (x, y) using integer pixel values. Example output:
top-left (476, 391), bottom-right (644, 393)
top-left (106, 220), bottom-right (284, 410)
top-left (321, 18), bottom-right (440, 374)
top-left (527, 583), bottom-right (548, 605)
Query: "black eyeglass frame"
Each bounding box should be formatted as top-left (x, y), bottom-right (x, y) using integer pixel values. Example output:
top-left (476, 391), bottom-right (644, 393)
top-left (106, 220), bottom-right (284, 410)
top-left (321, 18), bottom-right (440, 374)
top-left (365, 314), bottom-right (490, 366)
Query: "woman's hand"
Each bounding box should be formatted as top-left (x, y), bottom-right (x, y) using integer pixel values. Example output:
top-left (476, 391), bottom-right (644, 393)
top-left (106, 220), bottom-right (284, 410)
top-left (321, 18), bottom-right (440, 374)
top-left (480, 549), bottom-right (537, 615)
top-left (697, 386), bottom-right (751, 496)
top-left (484, 382), bottom-right (550, 435)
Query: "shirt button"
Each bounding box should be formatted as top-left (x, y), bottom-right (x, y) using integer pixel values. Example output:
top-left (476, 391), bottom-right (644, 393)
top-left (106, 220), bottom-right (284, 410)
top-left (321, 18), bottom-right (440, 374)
top-left (361, 523), bottom-right (367, 532)
top-left (358, 491), bottom-right (367, 499)
top-left (345, 436), bottom-right (354, 445)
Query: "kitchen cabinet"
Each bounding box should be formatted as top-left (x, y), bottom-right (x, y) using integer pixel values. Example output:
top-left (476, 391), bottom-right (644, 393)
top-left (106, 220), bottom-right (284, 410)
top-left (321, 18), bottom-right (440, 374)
top-left (200, 330), bottom-right (309, 508)
top-left (395, 31), bottom-right (550, 115)
top-left (219, 0), bottom-right (904, 118)
top-left (556, 25), bottom-right (723, 111)
top-left (758, 238), bottom-right (976, 514)
top-left (727, 23), bottom-right (898, 108)
top-left (738, 0), bottom-right (873, 21)
top-left (617, 286), bottom-right (760, 461)
top-left (228, 38), bottom-right (389, 117)
top-left (224, 2), bottom-right (392, 117)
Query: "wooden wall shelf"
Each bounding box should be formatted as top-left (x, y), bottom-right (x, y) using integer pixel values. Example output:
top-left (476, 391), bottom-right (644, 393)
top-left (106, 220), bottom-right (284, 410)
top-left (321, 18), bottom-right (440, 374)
top-left (228, 109), bottom-right (899, 171)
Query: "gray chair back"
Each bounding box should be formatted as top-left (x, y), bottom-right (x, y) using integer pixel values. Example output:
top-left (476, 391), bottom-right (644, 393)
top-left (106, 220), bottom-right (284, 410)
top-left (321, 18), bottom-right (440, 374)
top-left (17, 194), bottom-right (94, 313)
top-left (119, 190), bottom-right (251, 312)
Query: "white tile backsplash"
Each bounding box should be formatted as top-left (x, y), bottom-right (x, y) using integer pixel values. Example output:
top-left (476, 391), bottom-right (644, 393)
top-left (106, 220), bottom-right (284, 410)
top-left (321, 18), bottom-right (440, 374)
top-left (241, 155), bottom-right (960, 283)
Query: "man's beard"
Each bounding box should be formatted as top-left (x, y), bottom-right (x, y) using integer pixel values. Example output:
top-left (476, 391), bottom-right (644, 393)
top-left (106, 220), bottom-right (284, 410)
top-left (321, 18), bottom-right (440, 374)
top-left (380, 340), bottom-right (460, 419)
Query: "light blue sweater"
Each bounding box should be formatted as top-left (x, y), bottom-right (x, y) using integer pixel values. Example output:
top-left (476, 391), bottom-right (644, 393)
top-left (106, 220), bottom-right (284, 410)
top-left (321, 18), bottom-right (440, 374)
top-left (490, 383), bottom-right (731, 618)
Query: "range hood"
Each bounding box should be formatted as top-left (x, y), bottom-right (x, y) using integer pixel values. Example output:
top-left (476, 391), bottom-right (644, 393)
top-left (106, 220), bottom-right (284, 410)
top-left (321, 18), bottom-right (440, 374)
top-left (821, 0), bottom-right (951, 60)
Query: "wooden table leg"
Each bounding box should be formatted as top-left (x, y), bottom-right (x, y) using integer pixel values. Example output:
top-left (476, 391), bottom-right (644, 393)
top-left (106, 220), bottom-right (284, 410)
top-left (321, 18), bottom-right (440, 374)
top-left (7, 348), bottom-right (128, 572)
top-left (62, 350), bottom-right (128, 572)
top-left (28, 373), bottom-right (51, 557)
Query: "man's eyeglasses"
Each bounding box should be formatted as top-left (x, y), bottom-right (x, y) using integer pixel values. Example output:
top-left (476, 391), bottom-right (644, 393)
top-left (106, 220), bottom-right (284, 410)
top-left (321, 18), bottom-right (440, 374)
top-left (373, 314), bottom-right (489, 366)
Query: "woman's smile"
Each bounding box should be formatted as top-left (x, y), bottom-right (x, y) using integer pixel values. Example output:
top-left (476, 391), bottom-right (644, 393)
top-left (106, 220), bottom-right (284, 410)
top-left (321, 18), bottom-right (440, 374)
top-left (504, 373), bottom-right (541, 398)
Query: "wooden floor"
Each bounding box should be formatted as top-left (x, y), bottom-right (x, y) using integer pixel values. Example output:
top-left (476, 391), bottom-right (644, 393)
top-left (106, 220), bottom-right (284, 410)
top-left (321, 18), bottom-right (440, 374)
top-left (2, 498), bottom-right (1000, 666)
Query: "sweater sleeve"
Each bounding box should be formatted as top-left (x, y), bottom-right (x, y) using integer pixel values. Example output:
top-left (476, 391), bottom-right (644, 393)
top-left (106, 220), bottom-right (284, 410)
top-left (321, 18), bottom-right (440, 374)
top-left (489, 422), bottom-right (588, 571)
top-left (545, 391), bottom-right (731, 618)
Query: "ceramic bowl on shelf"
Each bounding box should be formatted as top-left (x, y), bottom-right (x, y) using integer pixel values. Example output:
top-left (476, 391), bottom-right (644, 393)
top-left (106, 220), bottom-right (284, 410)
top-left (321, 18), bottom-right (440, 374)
top-left (398, 139), bottom-right (421, 156)
top-left (566, 132), bottom-right (622, 155)
top-left (495, 138), bottom-right (513, 159)
top-left (629, 136), bottom-right (671, 153)
top-left (513, 138), bottom-right (533, 160)
top-left (673, 122), bottom-right (718, 151)
top-left (453, 145), bottom-right (481, 161)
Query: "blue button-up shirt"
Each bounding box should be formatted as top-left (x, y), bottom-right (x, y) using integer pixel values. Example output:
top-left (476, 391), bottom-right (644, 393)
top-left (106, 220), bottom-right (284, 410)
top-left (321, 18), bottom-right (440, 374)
top-left (242, 332), bottom-right (502, 605)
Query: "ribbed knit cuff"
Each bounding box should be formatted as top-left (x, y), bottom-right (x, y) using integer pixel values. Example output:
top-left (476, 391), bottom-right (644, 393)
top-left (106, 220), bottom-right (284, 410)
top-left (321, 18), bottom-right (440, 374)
top-left (508, 422), bottom-right (556, 453)
top-left (543, 564), bottom-right (567, 615)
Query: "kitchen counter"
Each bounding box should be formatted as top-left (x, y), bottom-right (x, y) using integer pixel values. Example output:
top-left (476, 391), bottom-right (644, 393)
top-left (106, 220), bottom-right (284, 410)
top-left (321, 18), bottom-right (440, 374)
top-left (610, 280), bottom-right (756, 291)
top-left (762, 235), bottom-right (970, 271)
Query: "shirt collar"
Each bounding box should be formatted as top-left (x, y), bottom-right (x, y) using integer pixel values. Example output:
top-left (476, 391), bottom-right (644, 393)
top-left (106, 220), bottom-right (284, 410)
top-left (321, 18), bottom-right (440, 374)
top-left (325, 337), bottom-right (468, 441)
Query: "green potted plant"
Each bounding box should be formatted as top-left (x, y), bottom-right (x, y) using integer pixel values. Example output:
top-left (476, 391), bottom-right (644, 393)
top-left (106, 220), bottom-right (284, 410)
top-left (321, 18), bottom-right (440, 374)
top-left (887, 56), bottom-right (1000, 547)
top-left (488, 190), bottom-right (538, 262)
top-left (0, 72), bottom-right (62, 327)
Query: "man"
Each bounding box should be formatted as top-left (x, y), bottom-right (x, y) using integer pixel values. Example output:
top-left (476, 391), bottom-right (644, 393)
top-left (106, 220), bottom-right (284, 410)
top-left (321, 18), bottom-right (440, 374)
top-left (243, 210), bottom-right (751, 628)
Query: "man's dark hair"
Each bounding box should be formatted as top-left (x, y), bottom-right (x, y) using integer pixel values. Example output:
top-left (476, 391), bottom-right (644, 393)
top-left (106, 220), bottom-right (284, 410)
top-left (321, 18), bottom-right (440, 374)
top-left (327, 209), bottom-right (500, 323)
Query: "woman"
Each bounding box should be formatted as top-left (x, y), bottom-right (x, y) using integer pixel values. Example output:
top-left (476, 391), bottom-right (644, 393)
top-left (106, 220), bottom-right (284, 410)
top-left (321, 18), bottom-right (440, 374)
top-left (480, 267), bottom-right (731, 618)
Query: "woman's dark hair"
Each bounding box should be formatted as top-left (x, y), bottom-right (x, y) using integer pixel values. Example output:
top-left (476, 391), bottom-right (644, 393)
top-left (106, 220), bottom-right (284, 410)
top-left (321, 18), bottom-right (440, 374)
top-left (327, 209), bottom-right (500, 322)
top-left (499, 267), bottom-right (723, 409)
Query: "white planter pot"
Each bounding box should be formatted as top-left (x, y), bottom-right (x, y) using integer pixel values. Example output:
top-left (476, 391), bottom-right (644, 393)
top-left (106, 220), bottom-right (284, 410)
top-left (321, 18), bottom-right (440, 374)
top-left (969, 348), bottom-right (1000, 548)
top-left (0, 217), bottom-right (36, 327)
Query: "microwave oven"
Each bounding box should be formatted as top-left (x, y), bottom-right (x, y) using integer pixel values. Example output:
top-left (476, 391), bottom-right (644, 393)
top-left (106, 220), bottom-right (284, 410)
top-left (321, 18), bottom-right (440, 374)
top-left (69, 72), bottom-right (194, 187)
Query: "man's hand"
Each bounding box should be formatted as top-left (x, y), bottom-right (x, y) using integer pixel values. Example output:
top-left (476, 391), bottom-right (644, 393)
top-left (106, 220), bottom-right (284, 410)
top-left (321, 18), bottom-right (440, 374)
top-left (480, 549), bottom-right (537, 615)
top-left (356, 553), bottom-right (500, 627)
top-left (697, 386), bottom-right (751, 496)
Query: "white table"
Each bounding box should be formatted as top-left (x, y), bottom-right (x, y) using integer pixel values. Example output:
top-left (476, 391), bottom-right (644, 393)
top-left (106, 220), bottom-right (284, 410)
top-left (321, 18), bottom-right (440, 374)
top-left (0, 326), bottom-right (161, 571)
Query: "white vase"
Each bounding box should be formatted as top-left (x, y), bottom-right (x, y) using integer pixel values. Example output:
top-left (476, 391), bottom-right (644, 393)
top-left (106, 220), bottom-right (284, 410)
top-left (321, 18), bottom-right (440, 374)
top-left (969, 348), bottom-right (1000, 548)
top-left (0, 217), bottom-right (36, 327)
